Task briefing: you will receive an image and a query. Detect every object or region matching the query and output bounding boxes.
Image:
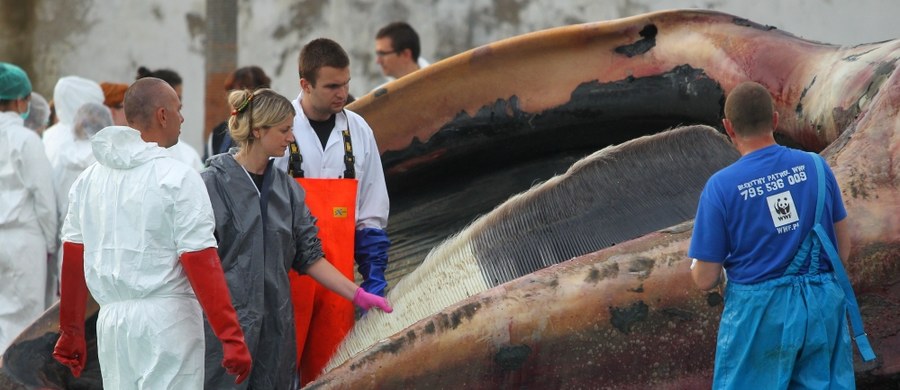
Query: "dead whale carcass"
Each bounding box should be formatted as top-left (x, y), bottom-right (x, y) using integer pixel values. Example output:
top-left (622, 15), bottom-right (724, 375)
top-left (2, 8), bottom-right (899, 389)
top-left (312, 93), bottom-right (899, 389)
top-left (316, 8), bottom-right (900, 387)
top-left (354, 7), bottom-right (900, 292)
top-left (325, 125), bottom-right (739, 372)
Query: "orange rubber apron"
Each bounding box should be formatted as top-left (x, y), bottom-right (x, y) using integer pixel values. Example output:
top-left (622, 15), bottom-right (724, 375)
top-left (289, 177), bottom-right (357, 386)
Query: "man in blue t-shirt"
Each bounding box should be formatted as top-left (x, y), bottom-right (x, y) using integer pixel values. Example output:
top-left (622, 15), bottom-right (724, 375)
top-left (689, 82), bottom-right (854, 389)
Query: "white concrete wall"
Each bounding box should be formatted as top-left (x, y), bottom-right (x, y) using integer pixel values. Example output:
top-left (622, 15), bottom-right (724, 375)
top-left (30, 0), bottom-right (207, 151)
top-left (25, 0), bottom-right (900, 152)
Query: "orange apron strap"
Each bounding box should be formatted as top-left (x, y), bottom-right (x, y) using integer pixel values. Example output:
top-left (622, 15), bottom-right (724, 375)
top-left (289, 177), bottom-right (357, 386)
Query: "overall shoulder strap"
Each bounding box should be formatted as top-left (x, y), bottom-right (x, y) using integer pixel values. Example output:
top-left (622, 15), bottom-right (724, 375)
top-left (288, 141), bottom-right (304, 178)
top-left (784, 153), bottom-right (824, 275)
top-left (808, 152), bottom-right (876, 362)
top-left (341, 129), bottom-right (356, 179)
top-left (341, 110), bottom-right (356, 179)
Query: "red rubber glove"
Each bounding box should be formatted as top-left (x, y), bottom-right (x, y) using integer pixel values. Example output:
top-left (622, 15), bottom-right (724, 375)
top-left (53, 242), bottom-right (88, 377)
top-left (180, 248), bottom-right (252, 384)
top-left (352, 287), bottom-right (393, 313)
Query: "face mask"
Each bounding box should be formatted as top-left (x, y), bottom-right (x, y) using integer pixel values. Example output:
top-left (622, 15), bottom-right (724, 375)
top-left (19, 99), bottom-right (30, 120)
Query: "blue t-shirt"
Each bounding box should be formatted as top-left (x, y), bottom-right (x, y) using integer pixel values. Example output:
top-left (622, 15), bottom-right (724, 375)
top-left (688, 144), bottom-right (847, 284)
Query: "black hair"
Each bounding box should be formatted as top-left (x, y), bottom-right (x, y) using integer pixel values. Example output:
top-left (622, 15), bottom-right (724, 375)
top-left (136, 66), bottom-right (183, 87)
top-left (376, 22), bottom-right (421, 61)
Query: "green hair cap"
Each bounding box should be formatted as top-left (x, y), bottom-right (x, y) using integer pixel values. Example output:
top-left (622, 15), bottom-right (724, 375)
top-left (0, 62), bottom-right (33, 100)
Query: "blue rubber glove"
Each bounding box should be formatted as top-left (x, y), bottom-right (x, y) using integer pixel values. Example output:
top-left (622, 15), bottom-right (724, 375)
top-left (355, 228), bottom-right (390, 297)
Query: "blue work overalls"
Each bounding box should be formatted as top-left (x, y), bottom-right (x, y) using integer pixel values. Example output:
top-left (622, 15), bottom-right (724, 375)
top-left (713, 153), bottom-right (875, 389)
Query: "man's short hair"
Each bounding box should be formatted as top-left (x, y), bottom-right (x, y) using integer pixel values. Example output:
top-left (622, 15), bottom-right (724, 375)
top-left (376, 22), bottom-right (421, 61)
top-left (298, 38), bottom-right (350, 86)
top-left (124, 77), bottom-right (168, 128)
top-left (725, 81), bottom-right (774, 136)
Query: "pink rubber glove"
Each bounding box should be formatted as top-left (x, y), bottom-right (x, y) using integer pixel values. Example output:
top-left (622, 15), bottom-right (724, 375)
top-left (352, 287), bottom-right (393, 313)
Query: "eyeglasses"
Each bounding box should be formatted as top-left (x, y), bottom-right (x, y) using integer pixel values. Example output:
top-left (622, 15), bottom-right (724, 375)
top-left (375, 50), bottom-right (398, 57)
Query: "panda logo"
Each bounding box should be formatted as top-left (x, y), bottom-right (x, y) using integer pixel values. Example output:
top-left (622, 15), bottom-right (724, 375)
top-left (774, 197), bottom-right (791, 216)
top-left (767, 191), bottom-right (798, 227)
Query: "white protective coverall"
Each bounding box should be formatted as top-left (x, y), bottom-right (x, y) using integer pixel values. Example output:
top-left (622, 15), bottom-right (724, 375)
top-left (51, 138), bottom-right (94, 233)
top-left (167, 138), bottom-right (204, 171)
top-left (48, 137), bottom-right (95, 308)
top-left (48, 102), bottom-right (112, 308)
top-left (61, 126), bottom-right (218, 388)
top-left (0, 111), bottom-right (58, 352)
top-left (42, 76), bottom-right (104, 165)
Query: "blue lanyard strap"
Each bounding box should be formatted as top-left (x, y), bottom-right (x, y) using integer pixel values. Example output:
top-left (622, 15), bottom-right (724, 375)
top-left (806, 152), bottom-right (876, 362)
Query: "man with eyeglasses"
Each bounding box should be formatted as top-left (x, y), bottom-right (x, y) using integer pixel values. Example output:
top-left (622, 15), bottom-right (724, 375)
top-left (373, 21), bottom-right (429, 90)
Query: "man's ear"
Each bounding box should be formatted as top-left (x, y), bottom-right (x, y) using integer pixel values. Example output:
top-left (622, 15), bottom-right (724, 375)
top-left (722, 118), bottom-right (737, 139)
top-left (300, 78), bottom-right (311, 93)
top-left (156, 106), bottom-right (167, 128)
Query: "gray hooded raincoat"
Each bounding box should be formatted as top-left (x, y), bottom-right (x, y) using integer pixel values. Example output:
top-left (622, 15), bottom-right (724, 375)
top-left (201, 151), bottom-right (324, 389)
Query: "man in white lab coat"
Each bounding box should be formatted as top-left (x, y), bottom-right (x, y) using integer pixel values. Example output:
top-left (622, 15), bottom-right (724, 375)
top-left (273, 37), bottom-right (391, 386)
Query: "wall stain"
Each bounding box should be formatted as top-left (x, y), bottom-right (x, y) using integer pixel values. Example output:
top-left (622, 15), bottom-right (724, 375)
top-left (492, 0), bottom-right (531, 25)
top-left (186, 12), bottom-right (205, 40)
top-left (270, 0), bottom-right (327, 76)
top-left (185, 12), bottom-right (206, 56)
top-left (30, 0), bottom-right (95, 94)
top-left (151, 5), bottom-right (163, 21)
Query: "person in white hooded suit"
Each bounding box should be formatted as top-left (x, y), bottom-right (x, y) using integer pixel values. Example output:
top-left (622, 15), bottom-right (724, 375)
top-left (46, 103), bottom-right (113, 307)
top-left (0, 63), bottom-right (58, 353)
top-left (41, 77), bottom-right (103, 309)
top-left (51, 102), bottom-right (112, 226)
top-left (53, 78), bottom-right (251, 387)
top-left (42, 76), bottom-right (104, 165)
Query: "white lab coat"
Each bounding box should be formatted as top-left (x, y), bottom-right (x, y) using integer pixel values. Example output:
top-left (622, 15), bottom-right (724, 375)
top-left (61, 126), bottom-right (217, 388)
top-left (167, 138), bottom-right (204, 171)
top-left (42, 76), bottom-right (104, 165)
top-left (273, 93), bottom-right (389, 230)
top-left (0, 112), bottom-right (58, 352)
